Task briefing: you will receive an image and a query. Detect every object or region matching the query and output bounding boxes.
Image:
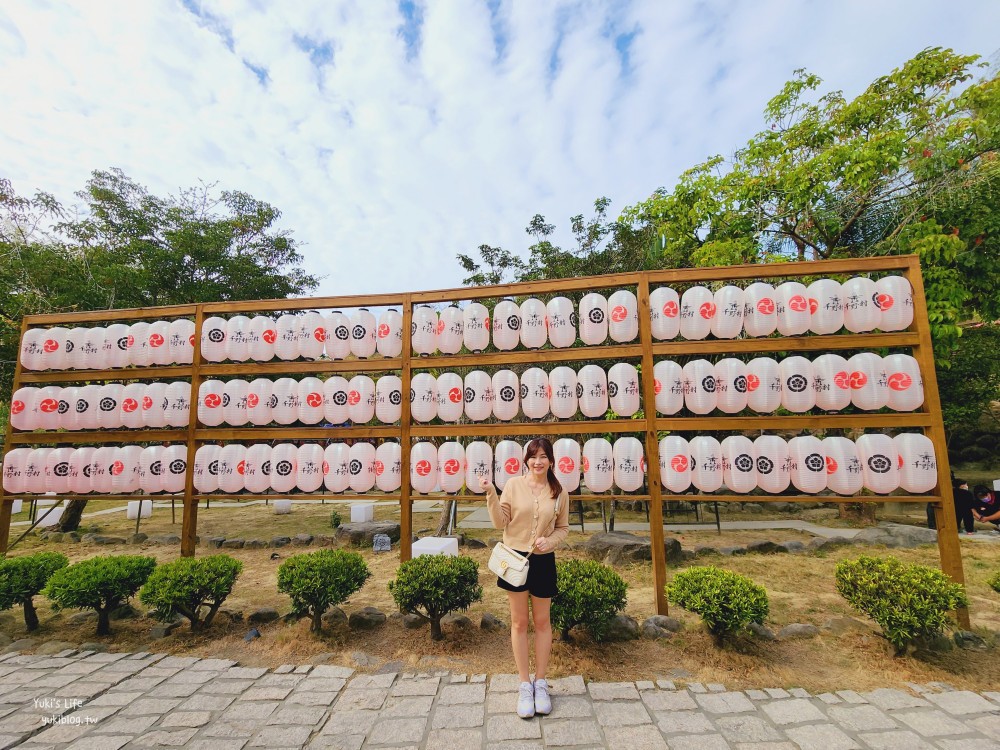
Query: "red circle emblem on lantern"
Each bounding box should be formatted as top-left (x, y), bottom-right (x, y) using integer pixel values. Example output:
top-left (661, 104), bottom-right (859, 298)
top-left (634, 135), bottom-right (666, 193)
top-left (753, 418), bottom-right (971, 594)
top-left (11, 400), bottom-right (24, 414)
top-left (377, 323), bottom-right (390, 338)
top-left (112, 461), bottom-right (124, 476)
top-left (415, 460), bottom-right (431, 477)
top-left (833, 371), bottom-right (851, 389)
top-left (247, 393), bottom-right (259, 408)
top-left (306, 392), bottom-right (323, 408)
top-left (757, 298), bottom-right (775, 314)
top-left (43, 339), bottom-right (59, 353)
top-left (204, 393), bottom-right (221, 408)
top-left (898, 454), bottom-right (904, 469)
top-left (746, 374), bottom-right (761, 392)
top-left (189, 334), bottom-right (195, 346)
top-left (640, 457), bottom-right (646, 472)
top-left (127, 335), bottom-right (134, 347)
top-left (313, 327), bottom-right (325, 342)
top-left (484, 316), bottom-right (490, 329)
top-left (808, 298), bottom-right (819, 315)
top-left (149, 333), bottom-right (164, 348)
top-left (788, 295), bottom-right (808, 312)
top-left (558, 456), bottom-right (575, 474)
top-left (142, 396), bottom-right (153, 409)
top-left (876, 294), bottom-right (894, 311)
top-left (581, 456), bottom-right (590, 472)
top-left (322, 461), bottom-right (329, 474)
top-left (670, 455), bottom-right (688, 472)
top-left (887, 373), bottom-right (912, 391)
top-left (610, 305), bottom-right (628, 322)
top-left (122, 398), bottom-right (138, 413)
top-left (443, 459), bottom-right (461, 475)
top-left (825, 456), bottom-right (838, 474)
top-left (237, 460), bottom-right (246, 475)
top-left (849, 371), bottom-right (867, 389)
top-left (449, 388), bottom-right (462, 403)
top-left (39, 398), bottom-right (59, 413)
top-left (374, 460), bottom-right (384, 475)
top-left (700, 302), bottom-right (717, 319)
top-left (654, 379), bottom-right (662, 394)
top-left (262, 329), bottom-right (277, 344)
top-left (347, 391), bottom-right (361, 406)
top-left (436, 319), bottom-right (445, 334)
top-left (662, 301), bottom-right (678, 317)
top-left (504, 458), bottom-right (520, 475)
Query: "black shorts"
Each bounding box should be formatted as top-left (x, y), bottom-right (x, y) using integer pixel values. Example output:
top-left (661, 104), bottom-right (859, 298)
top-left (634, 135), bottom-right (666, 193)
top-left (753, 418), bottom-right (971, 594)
top-left (497, 551), bottom-right (557, 598)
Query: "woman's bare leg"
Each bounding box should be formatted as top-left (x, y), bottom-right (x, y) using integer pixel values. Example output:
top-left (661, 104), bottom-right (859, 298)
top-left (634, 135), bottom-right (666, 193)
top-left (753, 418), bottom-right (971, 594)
top-left (531, 595), bottom-right (552, 680)
top-left (508, 591), bottom-right (531, 682)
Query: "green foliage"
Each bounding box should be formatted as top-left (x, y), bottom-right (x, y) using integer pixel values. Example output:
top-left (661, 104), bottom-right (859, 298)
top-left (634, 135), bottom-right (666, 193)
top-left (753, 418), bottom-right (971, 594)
top-left (329, 510), bottom-right (342, 529)
top-left (388, 555), bottom-right (482, 640)
top-left (44, 555), bottom-right (156, 636)
top-left (835, 555), bottom-right (968, 654)
top-left (668, 567), bottom-right (769, 644)
top-left (0, 552), bottom-right (68, 632)
top-left (937, 324), bottom-right (1000, 435)
top-left (989, 571), bottom-right (1000, 595)
top-left (139, 555), bottom-right (242, 632)
top-left (277, 550), bottom-right (370, 633)
top-left (551, 559), bottom-right (628, 642)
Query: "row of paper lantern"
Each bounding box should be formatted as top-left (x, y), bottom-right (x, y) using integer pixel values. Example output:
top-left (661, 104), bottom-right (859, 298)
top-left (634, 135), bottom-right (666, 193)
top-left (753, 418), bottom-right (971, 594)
top-left (17, 276), bottom-right (914, 371)
top-left (2, 432), bottom-right (936, 497)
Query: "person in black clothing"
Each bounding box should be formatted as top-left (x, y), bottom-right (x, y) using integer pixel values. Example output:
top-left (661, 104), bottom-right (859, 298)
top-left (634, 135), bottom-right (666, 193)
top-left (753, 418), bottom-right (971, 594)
top-left (953, 479), bottom-right (975, 534)
top-left (972, 485), bottom-right (1000, 533)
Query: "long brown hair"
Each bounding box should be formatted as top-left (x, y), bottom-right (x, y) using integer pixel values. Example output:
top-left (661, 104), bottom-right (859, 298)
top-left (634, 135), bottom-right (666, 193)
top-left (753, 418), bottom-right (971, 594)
top-left (523, 437), bottom-right (563, 499)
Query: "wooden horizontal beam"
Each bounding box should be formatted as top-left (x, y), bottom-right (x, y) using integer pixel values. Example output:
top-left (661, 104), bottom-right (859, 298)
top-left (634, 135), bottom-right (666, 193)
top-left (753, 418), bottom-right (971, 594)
top-left (199, 359), bottom-right (400, 377)
top-left (193, 426), bottom-right (400, 441)
top-left (201, 293), bottom-right (405, 314)
top-left (24, 305), bottom-right (198, 326)
top-left (7, 430), bottom-right (188, 445)
top-left (18, 366), bottom-right (194, 384)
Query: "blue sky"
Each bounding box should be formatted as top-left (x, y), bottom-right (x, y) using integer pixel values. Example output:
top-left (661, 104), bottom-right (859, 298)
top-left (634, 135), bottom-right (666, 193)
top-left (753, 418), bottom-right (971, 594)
top-left (1, 0), bottom-right (998, 298)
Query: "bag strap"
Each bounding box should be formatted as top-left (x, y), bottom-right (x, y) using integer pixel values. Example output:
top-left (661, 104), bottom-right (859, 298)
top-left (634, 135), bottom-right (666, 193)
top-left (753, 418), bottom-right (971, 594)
top-left (526, 490), bottom-right (562, 558)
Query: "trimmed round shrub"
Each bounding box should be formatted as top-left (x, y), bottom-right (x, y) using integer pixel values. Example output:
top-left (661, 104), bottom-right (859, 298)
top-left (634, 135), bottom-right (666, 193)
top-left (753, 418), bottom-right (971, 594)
top-left (988, 571), bottom-right (1000, 595)
top-left (551, 559), bottom-right (628, 642)
top-left (140, 555), bottom-right (242, 632)
top-left (277, 549), bottom-right (370, 633)
top-left (835, 555), bottom-right (968, 655)
top-left (44, 555), bottom-right (156, 636)
top-left (0, 552), bottom-right (68, 632)
top-left (668, 566), bottom-right (768, 645)
top-left (329, 510), bottom-right (342, 529)
top-left (389, 555), bottom-right (482, 641)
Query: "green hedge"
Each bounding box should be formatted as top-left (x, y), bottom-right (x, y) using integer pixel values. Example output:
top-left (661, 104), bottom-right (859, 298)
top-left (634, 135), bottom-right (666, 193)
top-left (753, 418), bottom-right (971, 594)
top-left (988, 571), bottom-right (1000, 595)
top-left (0, 552), bottom-right (68, 632)
top-left (140, 555), bottom-right (242, 632)
top-left (835, 555), bottom-right (968, 654)
top-left (551, 559), bottom-right (628, 642)
top-left (668, 566), bottom-right (768, 645)
top-left (277, 550), bottom-right (370, 633)
top-left (389, 555), bottom-right (482, 640)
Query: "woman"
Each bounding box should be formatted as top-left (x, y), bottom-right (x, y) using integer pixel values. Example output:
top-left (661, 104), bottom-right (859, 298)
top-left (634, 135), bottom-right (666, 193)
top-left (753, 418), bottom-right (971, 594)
top-left (480, 437), bottom-right (570, 719)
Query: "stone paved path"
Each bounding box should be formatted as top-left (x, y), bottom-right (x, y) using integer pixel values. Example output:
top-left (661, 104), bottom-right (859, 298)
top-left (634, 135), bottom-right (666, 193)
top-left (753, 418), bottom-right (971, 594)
top-left (0, 650), bottom-right (997, 749)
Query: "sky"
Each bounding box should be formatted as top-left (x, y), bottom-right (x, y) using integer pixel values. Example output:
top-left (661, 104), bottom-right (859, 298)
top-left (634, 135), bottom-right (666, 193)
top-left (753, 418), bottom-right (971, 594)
top-left (2, 0), bottom-right (999, 300)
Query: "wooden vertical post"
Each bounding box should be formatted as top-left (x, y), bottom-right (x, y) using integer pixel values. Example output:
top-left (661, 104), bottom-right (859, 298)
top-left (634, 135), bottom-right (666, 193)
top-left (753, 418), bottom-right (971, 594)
top-left (638, 279), bottom-right (669, 615)
top-left (905, 257), bottom-right (970, 628)
top-left (180, 307), bottom-right (205, 557)
top-left (0, 318), bottom-right (30, 555)
top-left (399, 295), bottom-right (414, 561)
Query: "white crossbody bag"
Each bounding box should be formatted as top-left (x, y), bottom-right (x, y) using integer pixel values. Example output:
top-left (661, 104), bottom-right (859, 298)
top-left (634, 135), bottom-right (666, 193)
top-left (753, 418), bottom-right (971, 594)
top-left (488, 493), bottom-right (561, 587)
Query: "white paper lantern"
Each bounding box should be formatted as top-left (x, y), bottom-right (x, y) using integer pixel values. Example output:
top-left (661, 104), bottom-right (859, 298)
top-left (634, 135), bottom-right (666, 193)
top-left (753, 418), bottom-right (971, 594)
top-left (578, 293), bottom-right (608, 345)
top-left (842, 277), bottom-right (881, 333)
top-left (348, 309), bottom-right (376, 359)
top-left (721, 435), bottom-right (757, 493)
top-left (147, 320), bottom-right (171, 366)
top-left (812, 353), bottom-right (852, 411)
top-left (245, 378), bottom-right (273, 426)
top-left (775, 281), bottom-right (810, 336)
top-left (269, 443), bottom-right (298, 494)
top-left (780, 356), bottom-right (816, 412)
top-left (437, 305), bottom-right (464, 354)
top-left (247, 315), bottom-right (276, 362)
top-left (883, 353), bottom-right (924, 412)
top-left (856, 433), bottom-right (899, 494)
top-left (608, 289), bottom-right (639, 343)
top-left (514, 368), bottom-right (546, 420)
top-left (32, 385), bottom-right (60, 431)
top-left (847, 352), bottom-right (888, 411)
top-left (42, 327), bottom-right (69, 370)
top-left (553, 438), bottom-right (580, 493)
top-left (649, 287), bottom-right (680, 340)
top-left (464, 370), bottom-right (493, 421)
top-left (493, 440), bottom-right (522, 491)
top-left (45, 447), bottom-right (75, 494)
top-left (613, 437), bottom-right (644, 492)
top-left (492, 299), bottom-right (521, 351)
top-left (242, 444), bottom-right (270, 494)
top-left (348, 375), bottom-right (376, 424)
top-left (690, 436), bottom-right (723, 492)
top-left (324, 443), bottom-right (351, 493)
top-left (10, 387), bottom-right (38, 431)
top-left (410, 442), bottom-right (438, 494)
top-left (411, 305), bottom-right (438, 355)
top-left (712, 286), bottom-right (745, 339)
top-left (465, 441), bottom-right (493, 493)
top-left (742, 282), bottom-right (778, 338)
top-left (549, 366), bottom-right (578, 419)
top-left (788, 436), bottom-right (827, 493)
top-left (193, 444), bottom-right (220, 493)
top-left (746, 357), bottom-right (782, 413)
top-left (139, 445), bottom-right (165, 494)
top-left (434, 372), bottom-right (464, 423)
top-left (679, 286), bottom-right (714, 340)
top-left (274, 315), bottom-right (300, 360)
top-left (19, 328), bottom-right (44, 371)
top-left (410, 372), bottom-right (437, 423)
top-left (220, 379), bottom-right (248, 426)
top-left (875, 276), bottom-right (914, 332)
top-left (125, 321), bottom-right (149, 368)
top-left (296, 377), bottom-right (325, 425)
top-left (519, 298), bottom-right (547, 349)
top-left (126, 500), bottom-right (153, 520)
top-left (437, 442), bottom-right (465, 494)
top-left (653, 360), bottom-right (684, 415)
top-left (807, 279), bottom-right (844, 335)
top-left (823, 437), bottom-right (863, 495)
top-left (754, 435), bottom-right (790, 494)
top-left (375, 375), bottom-right (403, 424)
top-left (83, 326), bottom-right (106, 369)
top-left (683, 359), bottom-right (717, 415)
top-left (714, 358), bottom-right (749, 414)
top-left (66, 327), bottom-right (89, 370)
top-left (169, 319), bottom-right (196, 364)
top-left (120, 383), bottom-right (146, 429)
top-left (583, 438), bottom-right (614, 493)
top-left (323, 311), bottom-right (350, 360)
top-left (75, 384), bottom-right (101, 430)
top-left (96, 383), bottom-right (124, 430)
top-left (225, 315), bottom-right (252, 361)
top-left (376, 309), bottom-right (404, 357)
top-left (200, 317), bottom-right (228, 363)
top-left (197, 380), bottom-right (225, 426)
top-left (375, 442), bottom-right (402, 492)
top-left (111, 445), bottom-right (142, 494)
top-left (2, 447), bottom-right (31, 493)
top-left (546, 297), bottom-right (576, 348)
top-left (297, 443), bottom-right (326, 493)
top-left (22, 448), bottom-right (50, 493)
top-left (103, 324), bottom-right (131, 369)
top-left (164, 381), bottom-right (191, 428)
top-left (577, 364), bottom-right (608, 419)
top-left (492, 370), bottom-right (520, 421)
top-left (658, 435), bottom-right (691, 493)
top-left (608, 362), bottom-right (640, 417)
top-left (53, 386), bottom-right (74, 431)
top-left (895, 433), bottom-right (937, 493)
top-left (70, 446), bottom-right (94, 494)
top-left (270, 377), bottom-right (300, 425)
top-left (161, 445), bottom-right (188, 494)
top-left (323, 376), bottom-right (349, 424)
top-left (90, 446), bottom-right (116, 494)
top-left (299, 311), bottom-right (327, 360)
top-left (462, 302), bottom-right (490, 353)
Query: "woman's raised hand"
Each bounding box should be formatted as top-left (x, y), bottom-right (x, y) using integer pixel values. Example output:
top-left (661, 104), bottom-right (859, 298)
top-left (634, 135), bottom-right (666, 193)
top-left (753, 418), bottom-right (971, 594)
top-left (479, 476), bottom-right (493, 492)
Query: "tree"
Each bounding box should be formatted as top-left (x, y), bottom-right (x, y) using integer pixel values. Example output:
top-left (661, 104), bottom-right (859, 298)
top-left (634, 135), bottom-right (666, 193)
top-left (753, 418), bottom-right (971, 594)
top-left (0, 552), bottom-right (68, 632)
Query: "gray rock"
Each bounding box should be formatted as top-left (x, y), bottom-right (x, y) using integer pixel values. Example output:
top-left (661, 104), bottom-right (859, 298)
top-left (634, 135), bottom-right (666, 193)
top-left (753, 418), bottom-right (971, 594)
top-left (808, 536), bottom-right (851, 551)
top-left (314, 535), bottom-right (337, 546)
top-left (351, 651), bottom-right (379, 667)
top-left (465, 537), bottom-right (487, 549)
top-left (582, 531), bottom-right (682, 565)
top-left (47, 532), bottom-right (65, 542)
top-left (151, 621), bottom-right (182, 638)
top-left (92, 535), bottom-right (126, 545)
top-left (321, 607), bottom-right (348, 629)
top-left (441, 613), bottom-right (473, 630)
top-left (746, 540), bottom-right (781, 554)
top-left (270, 536), bottom-right (291, 547)
top-left (481, 612), bottom-right (506, 631)
top-left (641, 622), bottom-right (672, 639)
top-left (245, 540), bottom-right (268, 549)
top-left (69, 611), bottom-right (97, 625)
top-left (64, 531), bottom-right (81, 542)
top-left (206, 536), bottom-right (226, 548)
top-left (349, 606), bottom-right (387, 630)
top-left (776, 540), bottom-right (806, 553)
top-left (403, 613), bottom-right (426, 629)
top-left (222, 539), bottom-right (246, 549)
top-left (719, 546), bottom-right (747, 556)
top-left (218, 609), bottom-right (244, 622)
top-left (771, 502), bottom-right (796, 513)
top-left (293, 533), bottom-right (314, 546)
top-left (36, 640), bottom-right (76, 655)
top-left (110, 604), bottom-right (140, 620)
top-left (953, 630), bottom-right (988, 650)
top-left (822, 616), bottom-right (871, 635)
top-left (645, 615), bottom-right (683, 632)
top-left (80, 533), bottom-right (98, 543)
top-left (604, 614), bottom-right (640, 641)
top-left (336, 522), bottom-right (402, 546)
top-left (127, 533), bottom-right (148, 545)
top-left (916, 633), bottom-right (954, 652)
top-left (248, 607), bottom-right (280, 624)
top-left (748, 622), bottom-right (777, 641)
top-left (779, 623), bottom-right (820, 639)
top-left (375, 660), bottom-right (404, 674)
top-left (150, 534), bottom-right (181, 545)
top-left (853, 522), bottom-right (938, 548)
top-left (694, 546), bottom-right (719, 557)
top-left (78, 642), bottom-right (109, 652)
top-left (680, 549), bottom-right (696, 561)
top-left (309, 651), bottom-right (336, 664)
top-left (5, 637), bottom-right (36, 652)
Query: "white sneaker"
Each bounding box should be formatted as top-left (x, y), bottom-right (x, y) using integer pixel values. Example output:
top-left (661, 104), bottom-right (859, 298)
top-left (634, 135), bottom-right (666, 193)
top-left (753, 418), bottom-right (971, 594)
top-left (517, 681), bottom-right (535, 719)
top-left (534, 678), bottom-right (552, 715)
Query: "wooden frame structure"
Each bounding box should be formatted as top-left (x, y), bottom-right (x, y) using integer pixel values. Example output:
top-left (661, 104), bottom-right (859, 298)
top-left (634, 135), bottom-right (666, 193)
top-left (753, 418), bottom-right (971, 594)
top-left (0, 255), bottom-right (968, 625)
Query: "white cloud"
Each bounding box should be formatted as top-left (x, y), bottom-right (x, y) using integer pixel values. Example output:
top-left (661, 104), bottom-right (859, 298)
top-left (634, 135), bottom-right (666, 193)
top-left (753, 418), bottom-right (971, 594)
top-left (1, 0), bottom-right (997, 299)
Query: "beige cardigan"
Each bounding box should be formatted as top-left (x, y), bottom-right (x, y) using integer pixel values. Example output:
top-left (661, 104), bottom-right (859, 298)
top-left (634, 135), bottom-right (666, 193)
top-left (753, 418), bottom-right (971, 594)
top-left (486, 475), bottom-right (571, 552)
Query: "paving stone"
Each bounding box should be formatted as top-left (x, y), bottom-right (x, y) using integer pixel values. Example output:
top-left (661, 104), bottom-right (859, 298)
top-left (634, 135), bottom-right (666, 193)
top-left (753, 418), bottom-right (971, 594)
top-left (334, 688), bottom-right (389, 711)
top-left (307, 735), bottom-right (365, 750)
top-left (471, 674), bottom-right (487, 684)
top-left (449, 673), bottom-right (467, 683)
top-left (818, 693), bottom-right (842, 704)
top-left (603, 724), bottom-right (669, 749)
top-left (191, 658), bottom-right (237, 671)
top-left (548, 676), bottom-right (586, 695)
top-left (835, 690), bottom-right (868, 704)
top-left (688, 683), bottom-right (708, 693)
top-left (784, 724), bottom-right (861, 750)
top-left (715, 715), bottom-right (784, 742)
top-left (438, 683), bottom-right (486, 705)
top-left (664, 734), bottom-right (731, 750)
top-left (656, 680), bottom-right (675, 690)
top-left (159, 710), bottom-right (212, 727)
top-left (546, 696), bottom-right (594, 719)
top-left (486, 714), bottom-right (542, 741)
top-left (27, 719), bottom-right (96, 744)
top-left (695, 692), bottom-right (756, 714)
top-left (223, 701), bottom-right (279, 720)
top-left (926, 691), bottom-right (999, 715)
top-left (287, 691), bottom-right (340, 707)
top-left (827, 704), bottom-right (897, 731)
top-left (789, 688), bottom-right (811, 698)
top-left (119, 698), bottom-right (182, 716)
top-left (156, 657), bottom-right (198, 669)
top-left (311, 665), bottom-right (355, 679)
top-left (317, 709), bottom-right (378, 736)
top-left (857, 730), bottom-right (935, 750)
top-left (297, 678), bottom-right (348, 693)
top-left (587, 681), bottom-right (640, 701)
top-left (128, 728), bottom-right (199, 746)
top-left (707, 683), bottom-right (727, 693)
top-left (540, 718), bottom-right (603, 746)
top-left (241, 686), bottom-right (294, 701)
top-left (968, 715), bottom-right (1000, 740)
top-left (655, 710), bottom-right (716, 734)
top-left (637, 680), bottom-right (656, 691)
top-left (488, 674), bottom-right (521, 694)
top-left (936, 741), bottom-right (1000, 750)
top-left (431, 703), bottom-right (485, 728)
top-left (92, 715), bottom-right (158, 734)
top-left (983, 692), bottom-right (1000, 705)
top-left (266, 705), bottom-right (328, 726)
top-left (486, 692), bottom-right (516, 714)
top-left (863, 689), bottom-right (931, 711)
top-left (56, 737), bottom-right (132, 750)
top-left (249, 724), bottom-right (314, 747)
top-left (593, 700), bottom-right (652, 726)
top-left (367, 716), bottom-right (427, 744)
top-left (181, 740), bottom-right (249, 750)
top-left (390, 678), bottom-right (440, 697)
top-left (382, 696), bottom-right (435, 719)
top-left (178, 694), bottom-right (236, 711)
top-left (746, 690), bottom-right (770, 701)
top-left (256, 673), bottom-right (305, 688)
top-left (204, 679), bottom-right (257, 695)
top-left (765, 688), bottom-right (790, 699)
top-left (223, 667), bottom-right (269, 679)
top-left (203, 720), bottom-right (258, 738)
top-left (485, 743), bottom-right (542, 750)
top-left (424, 728), bottom-right (484, 750)
top-left (760, 698), bottom-right (827, 725)
top-left (894, 709), bottom-right (975, 736)
top-left (643, 690), bottom-right (698, 711)
top-left (274, 665), bottom-right (295, 674)
top-left (346, 673), bottom-right (394, 689)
